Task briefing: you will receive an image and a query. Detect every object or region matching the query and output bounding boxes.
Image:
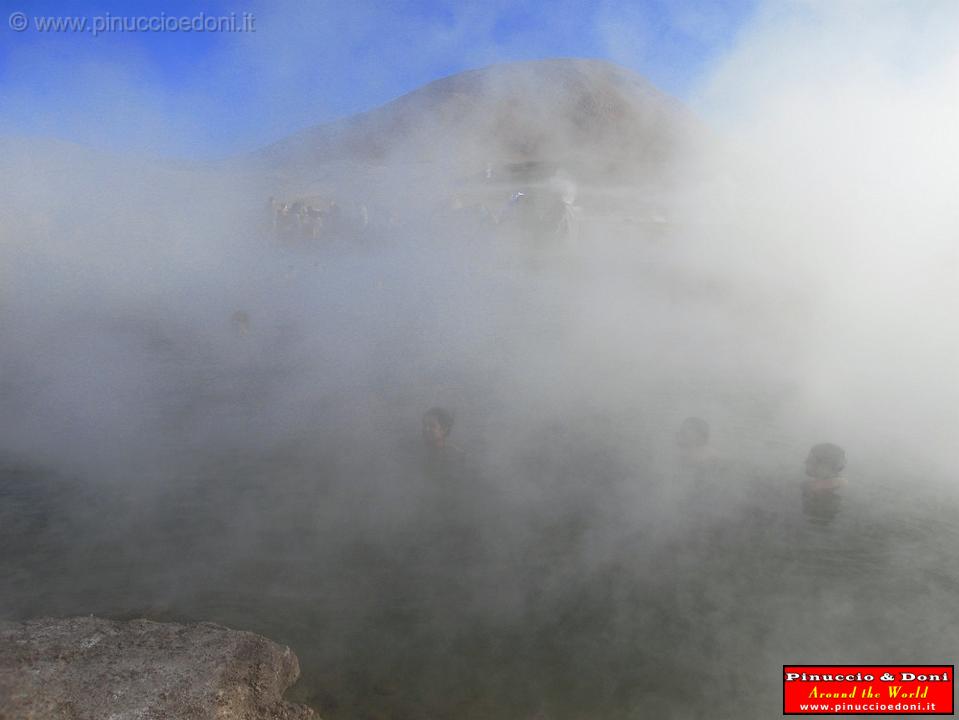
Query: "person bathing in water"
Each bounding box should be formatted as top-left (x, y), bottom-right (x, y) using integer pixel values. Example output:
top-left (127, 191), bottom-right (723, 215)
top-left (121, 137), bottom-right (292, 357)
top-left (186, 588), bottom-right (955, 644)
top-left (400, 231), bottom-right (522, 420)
top-left (422, 407), bottom-right (455, 453)
top-left (801, 442), bottom-right (846, 525)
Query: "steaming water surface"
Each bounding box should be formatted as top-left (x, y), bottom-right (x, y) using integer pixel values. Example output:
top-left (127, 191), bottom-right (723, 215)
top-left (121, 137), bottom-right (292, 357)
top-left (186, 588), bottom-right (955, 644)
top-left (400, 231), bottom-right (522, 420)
top-left (5, 15), bottom-right (959, 718)
top-left (3, 307), bottom-right (957, 720)
top-left (2, 150), bottom-right (957, 719)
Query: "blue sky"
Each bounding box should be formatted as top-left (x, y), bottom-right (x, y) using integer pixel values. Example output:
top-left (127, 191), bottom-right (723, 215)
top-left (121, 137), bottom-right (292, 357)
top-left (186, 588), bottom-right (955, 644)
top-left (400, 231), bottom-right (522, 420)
top-left (0, 0), bottom-right (756, 157)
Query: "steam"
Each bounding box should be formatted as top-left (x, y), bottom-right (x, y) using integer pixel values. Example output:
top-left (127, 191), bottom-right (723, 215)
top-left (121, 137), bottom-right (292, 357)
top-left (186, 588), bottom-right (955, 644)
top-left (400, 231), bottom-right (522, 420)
top-left (689, 0), bottom-right (959, 477)
top-left (2, 2), bottom-right (958, 719)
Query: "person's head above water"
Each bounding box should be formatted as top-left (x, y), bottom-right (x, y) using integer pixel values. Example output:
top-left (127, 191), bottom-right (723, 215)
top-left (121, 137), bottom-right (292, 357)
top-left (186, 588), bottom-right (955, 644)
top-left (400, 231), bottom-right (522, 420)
top-left (802, 443), bottom-right (847, 523)
top-left (805, 443), bottom-right (846, 481)
top-left (676, 417), bottom-right (710, 450)
top-left (422, 407), bottom-right (454, 449)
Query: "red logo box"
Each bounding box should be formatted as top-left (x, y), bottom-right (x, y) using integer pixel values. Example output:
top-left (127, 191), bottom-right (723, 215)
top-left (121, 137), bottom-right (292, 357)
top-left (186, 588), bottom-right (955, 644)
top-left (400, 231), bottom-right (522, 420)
top-left (784, 665), bottom-right (954, 715)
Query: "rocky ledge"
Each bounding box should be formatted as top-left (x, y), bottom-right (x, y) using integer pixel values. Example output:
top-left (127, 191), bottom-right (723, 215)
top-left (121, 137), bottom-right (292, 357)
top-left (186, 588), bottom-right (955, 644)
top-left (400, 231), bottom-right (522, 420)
top-left (0, 616), bottom-right (315, 720)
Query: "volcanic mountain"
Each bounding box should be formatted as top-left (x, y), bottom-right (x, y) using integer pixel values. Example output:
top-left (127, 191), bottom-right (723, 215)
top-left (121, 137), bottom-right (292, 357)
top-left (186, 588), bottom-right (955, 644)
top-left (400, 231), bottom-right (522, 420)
top-left (254, 58), bottom-right (704, 183)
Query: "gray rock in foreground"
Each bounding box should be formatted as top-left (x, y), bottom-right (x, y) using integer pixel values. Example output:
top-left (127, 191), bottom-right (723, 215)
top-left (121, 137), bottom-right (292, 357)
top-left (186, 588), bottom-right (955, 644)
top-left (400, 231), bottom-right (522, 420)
top-left (0, 616), bottom-right (316, 720)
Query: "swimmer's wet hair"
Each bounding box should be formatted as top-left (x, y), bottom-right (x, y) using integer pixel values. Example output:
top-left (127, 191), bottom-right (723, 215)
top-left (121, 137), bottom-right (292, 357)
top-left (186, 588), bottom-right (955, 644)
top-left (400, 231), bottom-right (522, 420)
top-left (808, 443), bottom-right (846, 473)
top-left (424, 407), bottom-right (454, 433)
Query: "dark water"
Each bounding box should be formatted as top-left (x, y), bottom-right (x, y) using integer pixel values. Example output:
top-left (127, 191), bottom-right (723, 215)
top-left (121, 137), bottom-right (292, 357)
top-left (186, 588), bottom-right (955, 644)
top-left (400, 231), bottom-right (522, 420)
top-left (3, 426), bottom-right (958, 720)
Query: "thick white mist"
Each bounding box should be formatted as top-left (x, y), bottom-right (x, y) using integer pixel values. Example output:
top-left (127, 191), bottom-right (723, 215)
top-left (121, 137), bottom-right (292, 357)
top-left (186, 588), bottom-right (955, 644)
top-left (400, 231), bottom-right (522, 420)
top-left (689, 0), bottom-right (959, 479)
